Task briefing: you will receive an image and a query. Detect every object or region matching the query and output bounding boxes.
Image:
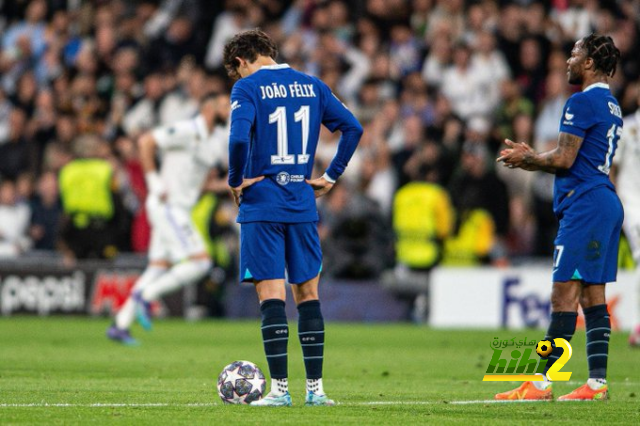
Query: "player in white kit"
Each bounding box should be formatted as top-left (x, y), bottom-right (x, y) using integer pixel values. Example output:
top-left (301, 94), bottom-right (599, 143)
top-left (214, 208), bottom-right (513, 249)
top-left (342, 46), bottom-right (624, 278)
top-left (614, 89), bottom-right (640, 346)
top-left (108, 92), bottom-right (229, 345)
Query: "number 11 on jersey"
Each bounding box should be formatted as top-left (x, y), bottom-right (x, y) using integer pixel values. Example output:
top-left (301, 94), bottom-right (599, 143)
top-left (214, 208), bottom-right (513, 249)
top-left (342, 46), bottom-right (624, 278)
top-left (269, 105), bottom-right (310, 165)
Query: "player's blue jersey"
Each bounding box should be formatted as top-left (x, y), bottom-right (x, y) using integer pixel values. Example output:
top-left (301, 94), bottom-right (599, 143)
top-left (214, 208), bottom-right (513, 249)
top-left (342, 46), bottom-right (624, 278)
top-left (228, 64), bottom-right (362, 223)
top-left (555, 82), bottom-right (623, 214)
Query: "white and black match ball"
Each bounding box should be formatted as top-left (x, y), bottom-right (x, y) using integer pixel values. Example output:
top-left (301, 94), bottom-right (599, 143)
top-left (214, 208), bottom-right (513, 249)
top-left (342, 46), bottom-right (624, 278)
top-left (217, 360), bottom-right (266, 404)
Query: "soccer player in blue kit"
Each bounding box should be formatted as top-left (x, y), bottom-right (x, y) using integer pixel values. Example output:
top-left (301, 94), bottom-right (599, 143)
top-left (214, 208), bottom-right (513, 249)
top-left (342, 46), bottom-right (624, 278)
top-left (496, 34), bottom-right (622, 401)
top-left (223, 30), bottom-right (363, 406)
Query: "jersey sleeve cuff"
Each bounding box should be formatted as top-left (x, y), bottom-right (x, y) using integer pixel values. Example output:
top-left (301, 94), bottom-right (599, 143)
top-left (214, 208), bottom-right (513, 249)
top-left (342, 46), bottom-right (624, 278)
top-left (322, 172), bottom-right (337, 184)
top-left (559, 127), bottom-right (586, 139)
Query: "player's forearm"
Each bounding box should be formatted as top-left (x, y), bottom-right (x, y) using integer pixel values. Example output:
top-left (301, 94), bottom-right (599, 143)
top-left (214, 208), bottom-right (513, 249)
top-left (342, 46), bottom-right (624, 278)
top-left (522, 150), bottom-right (559, 174)
top-left (326, 124), bottom-right (363, 180)
top-left (138, 133), bottom-right (157, 174)
top-left (523, 133), bottom-right (582, 174)
top-left (228, 139), bottom-right (249, 188)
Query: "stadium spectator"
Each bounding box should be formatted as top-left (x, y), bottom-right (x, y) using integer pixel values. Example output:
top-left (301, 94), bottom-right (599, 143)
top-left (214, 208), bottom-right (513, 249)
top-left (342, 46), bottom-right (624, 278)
top-left (421, 32), bottom-right (451, 88)
top-left (494, 78), bottom-right (535, 143)
top-left (0, 108), bottom-right (31, 180)
top-left (516, 37), bottom-right (547, 103)
top-left (122, 73), bottom-right (166, 137)
top-left (387, 164), bottom-right (454, 321)
top-left (58, 135), bottom-right (124, 263)
top-left (471, 30), bottom-right (511, 115)
top-left (28, 171), bottom-right (61, 251)
top-left (448, 141), bottom-right (509, 265)
top-left (318, 182), bottom-right (391, 280)
top-left (0, 179), bottom-right (31, 257)
top-left (441, 41), bottom-right (487, 120)
top-left (146, 16), bottom-right (199, 72)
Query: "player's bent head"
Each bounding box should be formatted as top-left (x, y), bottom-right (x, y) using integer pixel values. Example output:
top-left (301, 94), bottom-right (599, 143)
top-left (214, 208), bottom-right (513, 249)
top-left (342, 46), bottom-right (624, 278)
top-left (580, 33), bottom-right (621, 78)
top-left (223, 28), bottom-right (278, 79)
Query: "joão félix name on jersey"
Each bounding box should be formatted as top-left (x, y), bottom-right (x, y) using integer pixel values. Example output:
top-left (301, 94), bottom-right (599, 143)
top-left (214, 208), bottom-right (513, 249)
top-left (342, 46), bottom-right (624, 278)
top-left (260, 82), bottom-right (316, 99)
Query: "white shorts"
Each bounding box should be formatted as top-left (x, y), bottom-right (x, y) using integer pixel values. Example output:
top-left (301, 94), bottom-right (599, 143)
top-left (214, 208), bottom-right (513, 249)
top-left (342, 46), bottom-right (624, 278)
top-left (146, 197), bottom-right (207, 263)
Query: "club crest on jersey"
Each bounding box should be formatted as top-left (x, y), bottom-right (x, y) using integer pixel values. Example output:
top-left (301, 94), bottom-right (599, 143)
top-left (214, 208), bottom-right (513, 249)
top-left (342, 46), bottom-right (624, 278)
top-left (276, 171), bottom-right (290, 185)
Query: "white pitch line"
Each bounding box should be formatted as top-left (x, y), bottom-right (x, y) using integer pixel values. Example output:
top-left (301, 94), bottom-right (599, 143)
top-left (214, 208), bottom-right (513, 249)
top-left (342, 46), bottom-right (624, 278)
top-left (0, 403), bottom-right (217, 408)
top-left (0, 401), bottom-right (532, 408)
top-left (3, 385), bottom-right (638, 410)
top-left (352, 400), bottom-right (550, 406)
top-left (353, 401), bottom-right (434, 406)
top-left (449, 400), bottom-right (549, 405)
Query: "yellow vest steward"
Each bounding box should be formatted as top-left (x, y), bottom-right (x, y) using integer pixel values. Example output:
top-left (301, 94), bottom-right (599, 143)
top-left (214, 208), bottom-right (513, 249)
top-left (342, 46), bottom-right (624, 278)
top-left (442, 209), bottom-right (495, 266)
top-left (393, 182), bottom-right (454, 268)
top-left (59, 159), bottom-right (114, 228)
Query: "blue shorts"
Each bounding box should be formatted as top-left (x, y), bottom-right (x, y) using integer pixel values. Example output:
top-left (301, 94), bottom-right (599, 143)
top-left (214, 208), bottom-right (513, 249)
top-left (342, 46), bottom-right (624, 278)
top-left (553, 187), bottom-right (623, 283)
top-left (239, 222), bottom-right (322, 284)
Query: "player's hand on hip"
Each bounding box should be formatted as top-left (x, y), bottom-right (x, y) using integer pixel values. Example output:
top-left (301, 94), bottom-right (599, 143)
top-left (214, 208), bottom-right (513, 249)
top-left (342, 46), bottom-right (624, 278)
top-left (230, 176), bottom-right (265, 206)
top-left (306, 176), bottom-right (334, 198)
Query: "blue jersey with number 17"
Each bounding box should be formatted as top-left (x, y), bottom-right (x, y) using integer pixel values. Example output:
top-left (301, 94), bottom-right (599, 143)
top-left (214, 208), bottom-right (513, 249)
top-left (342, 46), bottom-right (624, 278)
top-left (555, 83), bottom-right (623, 214)
top-left (228, 63), bottom-right (362, 223)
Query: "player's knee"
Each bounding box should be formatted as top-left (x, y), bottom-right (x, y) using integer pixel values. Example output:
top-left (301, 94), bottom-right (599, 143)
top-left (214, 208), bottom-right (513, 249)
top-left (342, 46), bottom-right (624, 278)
top-left (579, 286), bottom-right (606, 309)
top-left (292, 287), bottom-right (318, 304)
top-left (179, 257), bottom-right (212, 281)
top-left (550, 289), bottom-right (578, 312)
top-left (191, 257), bottom-right (212, 276)
top-left (149, 260), bottom-right (171, 269)
top-left (579, 294), bottom-right (591, 309)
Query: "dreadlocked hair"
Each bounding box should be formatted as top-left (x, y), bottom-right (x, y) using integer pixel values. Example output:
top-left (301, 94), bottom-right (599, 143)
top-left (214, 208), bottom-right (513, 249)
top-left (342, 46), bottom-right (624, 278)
top-left (581, 33), bottom-right (621, 77)
top-left (223, 29), bottom-right (278, 80)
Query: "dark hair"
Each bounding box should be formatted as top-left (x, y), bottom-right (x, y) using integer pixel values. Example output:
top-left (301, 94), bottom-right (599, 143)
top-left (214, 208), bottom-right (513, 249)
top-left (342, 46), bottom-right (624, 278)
top-left (223, 29), bottom-right (278, 79)
top-left (200, 91), bottom-right (220, 106)
top-left (581, 33), bottom-right (620, 77)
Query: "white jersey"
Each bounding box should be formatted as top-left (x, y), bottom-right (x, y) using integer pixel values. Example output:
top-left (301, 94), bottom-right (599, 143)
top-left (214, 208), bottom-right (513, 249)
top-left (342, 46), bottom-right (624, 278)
top-left (615, 110), bottom-right (640, 205)
top-left (152, 114), bottom-right (227, 209)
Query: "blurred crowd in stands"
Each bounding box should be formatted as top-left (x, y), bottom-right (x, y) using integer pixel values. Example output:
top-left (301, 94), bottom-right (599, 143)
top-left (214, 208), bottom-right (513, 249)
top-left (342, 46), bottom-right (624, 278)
top-left (0, 0), bottom-right (639, 279)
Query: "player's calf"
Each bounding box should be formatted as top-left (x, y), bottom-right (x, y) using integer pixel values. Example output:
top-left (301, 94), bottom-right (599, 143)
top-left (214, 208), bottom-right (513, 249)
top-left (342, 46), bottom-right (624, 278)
top-left (260, 299), bottom-right (290, 397)
top-left (136, 258), bottom-right (212, 330)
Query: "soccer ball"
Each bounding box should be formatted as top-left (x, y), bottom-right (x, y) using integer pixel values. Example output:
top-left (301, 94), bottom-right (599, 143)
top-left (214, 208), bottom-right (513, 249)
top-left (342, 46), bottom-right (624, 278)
top-left (217, 360), bottom-right (266, 404)
top-left (536, 340), bottom-right (553, 358)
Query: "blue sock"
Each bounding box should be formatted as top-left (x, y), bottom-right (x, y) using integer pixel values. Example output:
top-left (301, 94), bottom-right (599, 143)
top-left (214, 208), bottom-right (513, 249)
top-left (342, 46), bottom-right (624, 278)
top-left (584, 304), bottom-right (610, 379)
top-left (297, 300), bottom-right (324, 380)
top-left (260, 299), bottom-right (288, 379)
top-left (543, 311), bottom-right (577, 375)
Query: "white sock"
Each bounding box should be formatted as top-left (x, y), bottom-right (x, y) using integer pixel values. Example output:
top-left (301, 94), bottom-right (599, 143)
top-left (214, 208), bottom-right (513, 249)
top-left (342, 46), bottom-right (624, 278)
top-left (141, 259), bottom-right (211, 301)
top-left (271, 378), bottom-right (288, 396)
top-left (307, 378), bottom-right (325, 395)
top-left (532, 374), bottom-right (552, 390)
top-left (587, 378), bottom-right (607, 390)
top-left (115, 266), bottom-right (166, 329)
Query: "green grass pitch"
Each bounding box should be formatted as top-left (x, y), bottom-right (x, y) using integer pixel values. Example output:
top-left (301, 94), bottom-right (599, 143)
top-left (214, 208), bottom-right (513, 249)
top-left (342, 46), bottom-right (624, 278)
top-left (1, 317), bottom-right (639, 424)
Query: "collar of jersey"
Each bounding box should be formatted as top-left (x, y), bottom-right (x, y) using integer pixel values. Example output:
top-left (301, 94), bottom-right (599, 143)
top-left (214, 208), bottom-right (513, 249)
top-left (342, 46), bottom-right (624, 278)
top-left (259, 63), bottom-right (290, 71)
top-left (583, 82), bottom-right (609, 92)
